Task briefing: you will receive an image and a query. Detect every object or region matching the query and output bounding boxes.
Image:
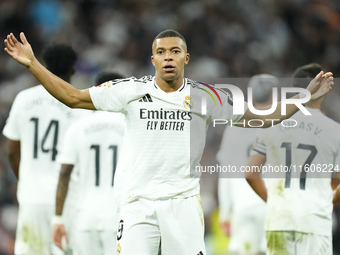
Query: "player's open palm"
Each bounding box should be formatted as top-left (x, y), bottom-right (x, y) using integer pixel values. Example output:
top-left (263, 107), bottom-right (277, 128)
top-left (307, 71), bottom-right (334, 101)
top-left (4, 32), bottom-right (34, 67)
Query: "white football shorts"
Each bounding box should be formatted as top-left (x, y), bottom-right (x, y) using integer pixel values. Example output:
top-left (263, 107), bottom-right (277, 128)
top-left (116, 195), bottom-right (206, 255)
top-left (74, 230), bottom-right (116, 255)
top-left (229, 204), bottom-right (267, 254)
top-left (15, 205), bottom-right (63, 255)
top-left (266, 231), bottom-right (332, 255)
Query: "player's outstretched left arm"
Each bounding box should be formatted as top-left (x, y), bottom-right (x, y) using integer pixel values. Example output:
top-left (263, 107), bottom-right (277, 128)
top-left (239, 71), bottom-right (334, 128)
top-left (245, 153), bottom-right (267, 202)
top-left (4, 33), bottom-right (95, 110)
top-left (6, 139), bottom-right (20, 179)
top-left (52, 164), bottom-right (73, 250)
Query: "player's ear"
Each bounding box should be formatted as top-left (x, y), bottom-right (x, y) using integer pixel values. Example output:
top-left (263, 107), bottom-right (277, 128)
top-left (185, 53), bottom-right (190, 65)
top-left (151, 55), bottom-right (155, 67)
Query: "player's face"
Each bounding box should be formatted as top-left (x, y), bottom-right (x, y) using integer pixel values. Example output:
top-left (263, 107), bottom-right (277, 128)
top-left (151, 37), bottom-right (190, 82)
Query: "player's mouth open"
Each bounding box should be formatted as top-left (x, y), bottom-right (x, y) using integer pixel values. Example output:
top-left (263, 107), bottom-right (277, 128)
top-left (163, 65), bottom-right (175, 72)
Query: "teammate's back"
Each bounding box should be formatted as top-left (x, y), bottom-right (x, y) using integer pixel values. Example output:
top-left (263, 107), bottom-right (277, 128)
top-left (254, 109), bottom-right (340, 235)
top-left (2, 43), bottom-right (84, 255)
top-left (247, 63), bottom-right (339, 254)
top-left (3, 85), bottom-right (84, 204)
top-left (61, 111), bottom-right (124, 228)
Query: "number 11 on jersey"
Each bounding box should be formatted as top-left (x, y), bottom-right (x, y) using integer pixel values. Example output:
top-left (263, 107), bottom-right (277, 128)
top-left (90, 144), bottom-right (118, 187)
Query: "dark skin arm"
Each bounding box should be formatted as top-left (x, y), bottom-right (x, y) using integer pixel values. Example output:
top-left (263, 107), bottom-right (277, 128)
top-left (245, 153), bottom-right (268, 202)
top-left (334, 185), bottom-right (340, 203)
top-left (56, 164), bottom-right (74, 216)
top-left (6, 139), bottom-right (20, 179)
top-left (333, 173), bottom-right (340, 203)
top-left (53, 164), bottom-right (73, 250)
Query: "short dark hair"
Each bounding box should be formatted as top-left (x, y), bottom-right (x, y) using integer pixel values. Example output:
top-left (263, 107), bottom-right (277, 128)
top-left (42, 44), bottom-right (77, 77)
top-left (248, 74), bottom-right (279, 103)
top-left (95, 72), bottom-right (124, 86)
top-left (153, 29), bottom-right (187, 47)
top-left (292, 63), bottom-right (323, 88)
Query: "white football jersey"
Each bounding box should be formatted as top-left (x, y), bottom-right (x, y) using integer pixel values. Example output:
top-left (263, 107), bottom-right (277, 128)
top-left (253, 109), bottom-right (340, 236)
top-left (58, 111), bottom-right (125, 231)
top-left (89, 76), bottom-right (246, 204)
top-left (2, 85), bottom-right (87, 205)
top-left (216, 126), bottom-right (266, 221)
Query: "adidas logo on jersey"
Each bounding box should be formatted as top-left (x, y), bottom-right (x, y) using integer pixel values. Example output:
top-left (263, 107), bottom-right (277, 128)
top-left (138, 94), bottom-right (153, 102)
top-left (197, 251), bottom-right (204, 255)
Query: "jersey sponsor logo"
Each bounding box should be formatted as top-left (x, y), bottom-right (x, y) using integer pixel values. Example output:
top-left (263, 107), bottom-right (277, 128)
top-left (116, 243), bottom-right (122, 254)
top-left (117, 220), bottom-right (124, 241)
top-left (140, 108), bottom-right (192, 131)
top-left (140, 108), bottom-right (192, 121)
top-left (183, 95), bottom-right (193, 109)
top-left (138, 94), bottom-right (153, 102)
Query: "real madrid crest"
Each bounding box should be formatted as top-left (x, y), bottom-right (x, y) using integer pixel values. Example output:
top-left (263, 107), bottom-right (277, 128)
top-left (116, 243), bottom-right (121, 254)
top-left (183, 95), bottom-right (193, 109)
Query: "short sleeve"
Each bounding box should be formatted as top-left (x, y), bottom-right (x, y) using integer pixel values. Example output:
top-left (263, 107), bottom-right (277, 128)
top-left (58, 124), bottom-right (78, 165)
top-left (209, 89), bottom-right (248, 125)
top-left (2, 93), bottom-right (23, 140)
top-left (251, 129), bottom-right (267, 155)
top-left (89, 78), bottom-right (134, 112)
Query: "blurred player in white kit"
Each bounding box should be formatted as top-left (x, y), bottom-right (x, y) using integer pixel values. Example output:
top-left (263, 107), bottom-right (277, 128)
top-left (217, 74), bottom-right (279, 255)
top-left (247, 63), bottom-right (340, 255)
top-left (52, 72), bottom-right (125, 255)
top-left (2, 44), bottom-right (86, 255)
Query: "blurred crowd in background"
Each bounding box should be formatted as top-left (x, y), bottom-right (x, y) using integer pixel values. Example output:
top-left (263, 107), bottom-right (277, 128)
top-left (1, 0), bottom-right (340, 254)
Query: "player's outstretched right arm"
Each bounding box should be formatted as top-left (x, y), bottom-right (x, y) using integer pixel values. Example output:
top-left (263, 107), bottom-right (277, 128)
top-left (245, 153), bottom-right (268, 202)
top-left (4, 33), bottom-right (95, 110)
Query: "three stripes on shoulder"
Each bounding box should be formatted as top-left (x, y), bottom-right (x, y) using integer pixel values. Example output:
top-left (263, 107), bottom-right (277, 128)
top-left (138, 94), bottom-right (153, 102)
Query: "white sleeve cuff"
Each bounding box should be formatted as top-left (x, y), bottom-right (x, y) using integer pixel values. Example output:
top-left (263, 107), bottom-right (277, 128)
top-left (51, 215), bottom-right (64, 225)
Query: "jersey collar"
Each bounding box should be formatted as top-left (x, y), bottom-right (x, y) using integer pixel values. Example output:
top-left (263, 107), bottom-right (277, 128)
top-left (153, 77), bottom-right (187, 94)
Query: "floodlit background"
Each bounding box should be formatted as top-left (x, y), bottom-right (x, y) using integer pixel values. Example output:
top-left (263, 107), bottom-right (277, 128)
top-left (1, 0), bottom-right (340, 254)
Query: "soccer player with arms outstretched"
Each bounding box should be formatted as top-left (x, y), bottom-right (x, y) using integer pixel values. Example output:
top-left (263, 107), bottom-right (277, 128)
top-left (246, 63), bottom-right (340, 255)
top-left (4, 31), bottom-right (334, 254)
